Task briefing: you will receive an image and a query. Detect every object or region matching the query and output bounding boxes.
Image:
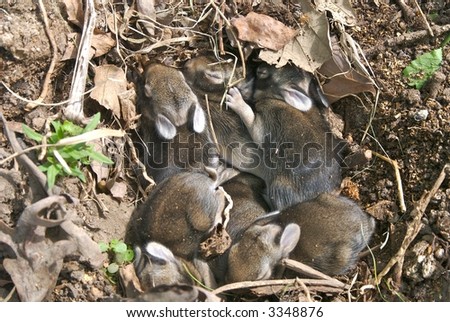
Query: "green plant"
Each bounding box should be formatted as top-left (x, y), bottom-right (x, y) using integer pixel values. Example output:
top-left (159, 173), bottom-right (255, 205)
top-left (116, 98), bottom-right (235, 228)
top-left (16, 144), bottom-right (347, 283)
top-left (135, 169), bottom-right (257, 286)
top-left (22, 113), bottom-right (113, 188)
top-left (99, 239), bottom-right (135, 275)
top-left (402, 33), bottom-right (449, 89)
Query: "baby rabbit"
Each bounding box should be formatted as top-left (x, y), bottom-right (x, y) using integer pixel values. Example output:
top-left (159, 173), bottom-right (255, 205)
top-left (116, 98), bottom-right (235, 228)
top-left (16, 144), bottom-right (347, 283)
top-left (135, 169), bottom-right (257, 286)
top-left (207, 172), bottom-right (270, 284)
top-left (126, 169), bottom-right (226, 260)
top-left (182, 54), bottom-right (261, 172)
top-left (226, 63), bottom-right (343, 210)
top-left (142, 63), bottom-right (206, 140)
top-left (133, 242), bottom-right (217, 291)
top-left (141, 123), bottom-right (219, 183)
top-left (226, 193), bottom-right (375, 282)
top-left (139, 63), bottom-right (219, 183)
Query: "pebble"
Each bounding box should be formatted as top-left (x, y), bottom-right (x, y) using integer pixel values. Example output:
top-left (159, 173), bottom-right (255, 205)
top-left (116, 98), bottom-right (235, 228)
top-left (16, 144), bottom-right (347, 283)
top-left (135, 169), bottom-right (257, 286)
top-left (414, 109), bottom-right (429, 121)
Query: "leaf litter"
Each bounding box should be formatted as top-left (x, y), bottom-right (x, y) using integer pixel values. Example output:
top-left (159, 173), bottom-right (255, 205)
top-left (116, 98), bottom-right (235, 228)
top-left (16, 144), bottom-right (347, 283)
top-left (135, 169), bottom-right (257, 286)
top-left (4, 0), bottom-right (428, 302)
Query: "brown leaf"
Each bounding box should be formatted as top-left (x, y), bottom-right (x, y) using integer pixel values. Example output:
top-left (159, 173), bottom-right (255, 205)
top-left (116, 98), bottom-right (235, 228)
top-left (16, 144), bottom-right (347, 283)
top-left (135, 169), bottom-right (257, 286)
top-left (258, 1), bottom-right (331, 72)
top-left (118, 89), bottom-right (137, 125)
top-left (314, 0), bottom-right (357, 26)
top-left (231, 12), bottom-right (297, 51)
top-left (136, 0), bottom-right (156, 35)
top-left (62, 33), bottom-right (116, 61)
top-left (109, 181), bottom-right (128, 200)
top-left (91, 33), bottom-right (116, 57)
top-left (62, 0), bottom-right (84, 27)
top-left (319, 39), bottom-right (376, 103)
top-left (90, 65), bottom-right (127, 118)
top-left (119, 264), bottom-right (144, 298)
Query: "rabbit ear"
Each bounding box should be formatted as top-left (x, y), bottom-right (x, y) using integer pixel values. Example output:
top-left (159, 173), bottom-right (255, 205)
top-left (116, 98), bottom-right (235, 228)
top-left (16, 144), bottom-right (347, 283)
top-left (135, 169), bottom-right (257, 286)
top-left (308, 79), bottom-right (329, 109)
top-left (279, 223), bottom-right (301, 257)
top-left (144, 242), bottom-right (176, 264)
top-left (280, 86), bottom-right (313, 112)
top-left (155, 114), bottom-right (177, 140)
top-left (204, 69), bottom-right (226, 85)
top-left (189, 104), bottom-right (206, 134)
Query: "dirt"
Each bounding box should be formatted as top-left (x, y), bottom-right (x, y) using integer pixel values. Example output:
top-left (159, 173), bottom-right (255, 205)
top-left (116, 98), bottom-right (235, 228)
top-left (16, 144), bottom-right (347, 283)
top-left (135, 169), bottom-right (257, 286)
top-left (0, 0), bottom-right (449, 302)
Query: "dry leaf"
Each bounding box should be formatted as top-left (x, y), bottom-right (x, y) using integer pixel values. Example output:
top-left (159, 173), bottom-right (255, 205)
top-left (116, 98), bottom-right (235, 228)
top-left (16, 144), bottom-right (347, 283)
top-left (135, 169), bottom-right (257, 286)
top-left (90, 139), bottom-right (111, 182)
top-left (319, 37), bottom-right (376, 103)
top-left (136, 0), bottom-right (156, 35)
top-left (91, 33), bottom-right (116, 57)
top-left (62, 33), bottom-right (81, 61)
top-left (62, 32), bottom-right (116, 61)
top-left (258, 1), bottom-right (331, 72)
top-left (119, 264), bottom-right (144, 298)
top-left (118, 89), bottom-right (137, 125)
top-left (109, 181), bottom-right (128, 200)
top-left (314, 0), bottom-right (357, 26)
top-left (63, 0), bottom-right (84, 27)
top-left (90, 65), bottom-right (127, 118)
top-left (231, 12), bottom-right (297, 51)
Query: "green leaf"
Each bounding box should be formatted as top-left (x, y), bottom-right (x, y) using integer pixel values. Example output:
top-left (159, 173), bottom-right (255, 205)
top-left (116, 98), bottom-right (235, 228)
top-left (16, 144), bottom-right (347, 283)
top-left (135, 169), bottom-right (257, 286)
top-left (22, 124), bottom-right (43, 142)
top-left (107, 263), bottom-right (119, 274)
top-left (113, 241), bottom-right (127, 254)
top-left (402, 48), bottom-right (443, 89)
top-left (70, 166), bottom-right (86, 182)
top-left (60, 146), bottom-right (90, 161)
top-left (98, 242), bottom-right (109, 252)
top-left (61, 120), bottom-right (83, 137)
top-left (48, 132), bottom-right (60, 144)
top-left (83, 112), bottom-right (101, 133)
top-left (46, 163), bottom-right (60, 188)
top-left (51, 120), bottom-right (64, 141)
top-left (109, 239), bottom-right (119, 248)
top-left (86, 148), bottom-right (114, 164)
top-left (123, 249), bottom-right (135, 262)
top-left (38, 163), bottom-right (50, 173)
top-left (115, 252), bottom-right (125, 265)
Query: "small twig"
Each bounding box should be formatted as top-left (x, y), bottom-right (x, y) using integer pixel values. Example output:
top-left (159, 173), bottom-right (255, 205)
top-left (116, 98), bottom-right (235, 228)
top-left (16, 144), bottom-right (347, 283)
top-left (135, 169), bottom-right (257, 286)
top-left (375, 164), bottom-right (449, 286)
top-left (0, 128), bottom-right (125, 166)
top-left (295, 278), bottom-right (313, 302)
top-left (25, 0), bottom-right (58, 110)
top-left (1, 81), bottom-right (95, 107)
top-left (412, 0), bottom-right (434, 36)
top-left (212, 278), bottom-right (345, 295)
top-left (364, 24), bottom-right (450, 58)
top-left (128, 36), bottom-right (193, 56)
top-left (0, 286), bottom-right (16, 302)
top-left (0, 113), bottom-right (56, 195)
top-left (64, 0), bottom-right (97, 123)
top-left (347, 272), bottom-right (358, 302)
top-left (204, 94), bottom-right (223, 158)
top-left (209, 0), bottom-right (246, 84)
top-left (372, 151), bottom-right (406, 213)
top-left (395, 0), bottom-right (416, 22)
top-left (218, 1), bottom-right (225, 55)
top-left (125, 135), bottom-right (155, 188)
top-left (282, 258), bottom-right (346, 288)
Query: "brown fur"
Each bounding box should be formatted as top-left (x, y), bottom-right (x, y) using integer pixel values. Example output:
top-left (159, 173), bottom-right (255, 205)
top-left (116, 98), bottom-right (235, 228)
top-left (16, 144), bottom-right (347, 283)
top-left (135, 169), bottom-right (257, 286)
top-left (226, 194), bottom-right (375, 282)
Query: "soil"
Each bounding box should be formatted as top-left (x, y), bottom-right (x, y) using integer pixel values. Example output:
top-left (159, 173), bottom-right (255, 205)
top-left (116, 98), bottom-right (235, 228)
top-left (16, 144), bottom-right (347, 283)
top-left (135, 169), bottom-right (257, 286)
top-left (0, 0), bottom-right (449, 302)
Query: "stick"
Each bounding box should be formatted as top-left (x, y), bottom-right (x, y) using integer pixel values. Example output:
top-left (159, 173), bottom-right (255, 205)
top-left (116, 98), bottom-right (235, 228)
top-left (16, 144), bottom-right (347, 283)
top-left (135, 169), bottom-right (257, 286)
top-left (64, 0), bottom-right (97, 123)
top-left (212, 278), bottom-right (346, 295)
top-left (412, 0), bottom-right (434, 37)
top-left (375, 164), bottom-right (449, 286)
top-left (282, 258), bottom-right (346, 287)
top-left (364, 24), bottom-right (450, 58)
top-left (25, 0), bottom-right (58, 110)
top-left (295, 278), bottom-right (313, 302)
top-left (372, 151), bottom-right (406, 213)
